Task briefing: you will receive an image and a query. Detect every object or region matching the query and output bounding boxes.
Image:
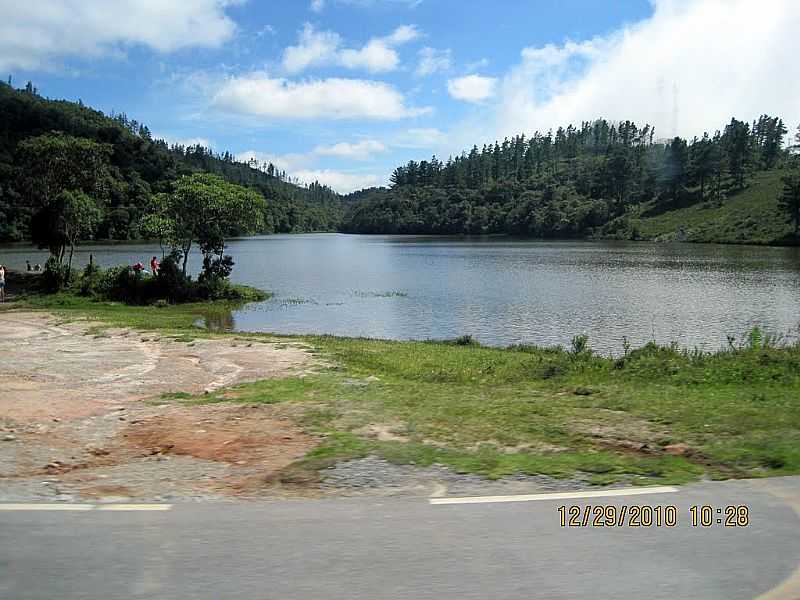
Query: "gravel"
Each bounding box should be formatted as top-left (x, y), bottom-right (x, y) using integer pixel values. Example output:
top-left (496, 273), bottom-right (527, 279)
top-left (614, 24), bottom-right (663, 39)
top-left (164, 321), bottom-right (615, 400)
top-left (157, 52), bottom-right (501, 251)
top-left (320, 456), bottom-right (598, 497)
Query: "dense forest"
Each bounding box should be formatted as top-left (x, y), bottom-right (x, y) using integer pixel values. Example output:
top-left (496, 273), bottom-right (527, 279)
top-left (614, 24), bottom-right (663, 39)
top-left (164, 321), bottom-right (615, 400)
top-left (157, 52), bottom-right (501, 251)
top-left (342, 116), bottom-right (800, 243)
top-left (3, 79), bottom-right (799, 247)
top-left (0, 81), bottom-right (344, 242)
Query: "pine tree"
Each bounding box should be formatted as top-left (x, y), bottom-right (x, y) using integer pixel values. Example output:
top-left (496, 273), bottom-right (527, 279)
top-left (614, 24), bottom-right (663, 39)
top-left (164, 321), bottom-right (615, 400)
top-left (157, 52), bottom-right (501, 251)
top-left (778, 171), bottom-right (800, 236)
top-left (723, 118), bottom-right (751, 189)
top-left (689, 133), bottom-right (714, 201)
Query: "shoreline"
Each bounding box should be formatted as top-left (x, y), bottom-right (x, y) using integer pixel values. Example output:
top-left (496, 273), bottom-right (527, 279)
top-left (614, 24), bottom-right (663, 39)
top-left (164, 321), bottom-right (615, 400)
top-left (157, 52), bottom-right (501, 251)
top-left (3, 233), bottom-right (800, 252)
top-left (2, 294), bottom-right (799, 501)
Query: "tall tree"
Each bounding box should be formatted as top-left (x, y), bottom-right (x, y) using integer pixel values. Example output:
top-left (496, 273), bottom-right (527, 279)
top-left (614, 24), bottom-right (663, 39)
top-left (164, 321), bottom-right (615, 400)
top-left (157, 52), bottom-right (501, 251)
top-left (59, 190), bottom-right (102, 277)
top-left (662, 137), bottom-right (689, 201)
top-left (778, 171), bottom-right (800, 236)
top-left (19, 134), bottom-right (111, 264)
top-left (146, 173), bottom-right (266, 275)
top-left (689, 133), bottom-right (715, 201)
top-left (723, 118), bottom-right (751, 189)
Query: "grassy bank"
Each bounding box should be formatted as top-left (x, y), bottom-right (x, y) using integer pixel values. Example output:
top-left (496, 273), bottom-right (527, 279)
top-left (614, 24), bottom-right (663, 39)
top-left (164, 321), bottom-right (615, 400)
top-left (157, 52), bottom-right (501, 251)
top-left (631, 170), bottom-right (794, 245)
top-left (5, 293), bottom-right (800, 487)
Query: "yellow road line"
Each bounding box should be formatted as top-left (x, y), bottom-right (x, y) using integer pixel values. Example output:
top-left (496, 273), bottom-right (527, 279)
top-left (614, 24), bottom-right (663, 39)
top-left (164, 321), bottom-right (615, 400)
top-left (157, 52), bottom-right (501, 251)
top-left (96, 504), bottom-right (173, 511)
top-left (0, 504), bottom-right (95, 511)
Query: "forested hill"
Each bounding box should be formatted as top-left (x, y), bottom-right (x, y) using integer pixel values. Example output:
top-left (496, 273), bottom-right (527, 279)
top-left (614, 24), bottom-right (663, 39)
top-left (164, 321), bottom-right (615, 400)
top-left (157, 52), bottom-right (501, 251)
top-left (0, 82), bottom-right (343, 242)
top-left (342, 117), bottom-right (800, 245)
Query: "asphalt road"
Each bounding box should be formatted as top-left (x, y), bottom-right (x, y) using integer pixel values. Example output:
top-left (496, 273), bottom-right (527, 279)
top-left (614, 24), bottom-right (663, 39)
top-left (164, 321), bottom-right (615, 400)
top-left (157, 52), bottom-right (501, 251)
top-left (1, 477), bottom-right (799, 600)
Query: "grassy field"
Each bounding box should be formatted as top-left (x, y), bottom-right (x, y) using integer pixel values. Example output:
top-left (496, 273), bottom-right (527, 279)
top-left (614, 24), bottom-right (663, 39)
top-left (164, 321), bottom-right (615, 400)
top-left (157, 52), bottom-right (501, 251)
top-left (5, 294), bottom-right (800, 487)
top-left (632, 170), bottom-right (794, 244)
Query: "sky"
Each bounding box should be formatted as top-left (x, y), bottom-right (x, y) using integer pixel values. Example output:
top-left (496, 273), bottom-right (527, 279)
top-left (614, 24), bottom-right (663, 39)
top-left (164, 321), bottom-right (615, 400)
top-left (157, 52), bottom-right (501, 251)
top-left (1, 0), bottom-right (799, 193)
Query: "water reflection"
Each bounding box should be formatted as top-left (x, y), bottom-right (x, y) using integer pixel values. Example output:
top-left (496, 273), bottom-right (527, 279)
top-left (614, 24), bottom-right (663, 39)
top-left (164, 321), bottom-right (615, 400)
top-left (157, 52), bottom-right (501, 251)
top-left (201, 309), bottom-right (236, 333)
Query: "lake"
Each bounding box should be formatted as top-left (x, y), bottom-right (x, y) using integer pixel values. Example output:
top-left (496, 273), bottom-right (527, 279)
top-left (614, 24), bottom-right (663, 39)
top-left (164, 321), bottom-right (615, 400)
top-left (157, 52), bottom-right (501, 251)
top-left (2, 235), bottom-right (799, 353)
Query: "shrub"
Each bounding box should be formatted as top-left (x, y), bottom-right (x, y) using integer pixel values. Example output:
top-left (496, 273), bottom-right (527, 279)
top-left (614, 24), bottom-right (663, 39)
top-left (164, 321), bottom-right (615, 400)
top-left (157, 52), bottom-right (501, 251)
top-left (78, 261), bottom-right (102, 296)
top-left (42, 257), bottom-right (71, 292)
top-left (149, 252), bottom-right (192, 303)
top-left (199, 254), bottom-right (234, 283)
top-left (570, 334), bottom-right (590, 356)
top-left (453, 334), bottom-right (480, 347)
top-left (94, 265), bottom-right (143, 303)
top-left (72, 252), bottom-right (265, 306)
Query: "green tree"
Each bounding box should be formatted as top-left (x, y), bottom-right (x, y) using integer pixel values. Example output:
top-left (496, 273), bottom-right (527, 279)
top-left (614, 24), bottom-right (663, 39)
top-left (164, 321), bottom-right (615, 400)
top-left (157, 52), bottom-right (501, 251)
top-left (723, 118), bottom-right (751, 189)
top-left (139, 202), bottom-right (174, 259)
top-left (778, 171), bottom-right (800, 236)
top-left (30, 190), bottom-right (101, 284)
top-left (146, 173), bottom-right (266, 276)
top-left (689, 133), bottom-right (714, 201)
top-left (18, 134), bottom-right (111, 213)
top-left (60, 190), bottom-right (102, 276)
top-left (662, 137), bottom-right (689, 201)
top-left (19, 134), bottom-right (111, 264)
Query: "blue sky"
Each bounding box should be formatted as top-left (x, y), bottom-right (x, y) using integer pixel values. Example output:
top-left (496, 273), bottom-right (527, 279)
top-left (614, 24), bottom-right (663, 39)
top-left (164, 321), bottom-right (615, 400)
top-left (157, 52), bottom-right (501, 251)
top-left (2, 0), bottom-right (798, 192)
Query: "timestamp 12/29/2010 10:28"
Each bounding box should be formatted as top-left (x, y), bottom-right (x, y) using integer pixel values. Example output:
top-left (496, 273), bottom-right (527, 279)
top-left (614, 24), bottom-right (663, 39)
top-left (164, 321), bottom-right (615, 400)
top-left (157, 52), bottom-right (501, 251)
top-left (558, 505), bottom-right (750, 528)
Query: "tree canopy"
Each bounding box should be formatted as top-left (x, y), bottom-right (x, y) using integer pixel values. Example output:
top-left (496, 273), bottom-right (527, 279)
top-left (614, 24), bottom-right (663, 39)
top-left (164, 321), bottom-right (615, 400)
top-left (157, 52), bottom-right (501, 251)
top-left (343, 115), bottom-right (793, 240)
top-left (0, 81), bottom-right (343, 243)
top-left (147, 173), bottom-right (266, 275)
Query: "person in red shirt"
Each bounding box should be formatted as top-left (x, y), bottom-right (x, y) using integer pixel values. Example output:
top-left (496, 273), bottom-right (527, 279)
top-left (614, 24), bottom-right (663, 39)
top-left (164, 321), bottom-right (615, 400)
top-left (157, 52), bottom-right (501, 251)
top-left (150, 256), bottom-right (160, 276)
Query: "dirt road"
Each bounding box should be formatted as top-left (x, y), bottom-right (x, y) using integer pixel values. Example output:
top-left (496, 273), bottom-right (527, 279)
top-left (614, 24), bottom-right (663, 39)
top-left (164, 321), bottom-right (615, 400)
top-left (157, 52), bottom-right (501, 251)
top-left (0, 311), bottom-right (320, 501)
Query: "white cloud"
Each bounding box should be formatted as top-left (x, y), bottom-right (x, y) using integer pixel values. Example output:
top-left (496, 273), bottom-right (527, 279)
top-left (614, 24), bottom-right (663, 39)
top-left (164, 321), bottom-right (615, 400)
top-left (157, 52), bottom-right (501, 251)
top-left (162, 136), bottom-right (214, 149)
top-left (310, 0), bottom-right (325, 12)
top-left (447, 74), bottom-right (497, 103)
top-left (494, 0), bottom-right (800, 140)
top-left (0, 0), bottom-right (239, 71)
top-left (236, 150), bottom-right (309, 173)
top-left (282, 24), bottom-right (341, 73)
top-left (339, 39), bottom-right (401, 72)
top-left (294, 169), bottom-right (382, 193)
top-left (384, 24), bottom-right (420, 45)
top-left (313, 139), bottom-right (387, 160)
top-left (393, 127), bottom-right (447, 148)
top-left (237, 145), bottom-right (387, 191)
top-left (282, 24), bottom-right (420, 74)
top-left (214, 73), bottom-right (430, 120)
top-left (416, 47), bottom-right (452, 77)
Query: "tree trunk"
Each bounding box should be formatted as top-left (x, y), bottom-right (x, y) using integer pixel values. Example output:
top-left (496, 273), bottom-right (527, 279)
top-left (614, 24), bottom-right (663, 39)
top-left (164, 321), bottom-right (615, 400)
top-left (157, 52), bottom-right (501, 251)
top-left (182, 245), bottom-right (190, 275)
top-left (66, 243), bottom-right (75, 284)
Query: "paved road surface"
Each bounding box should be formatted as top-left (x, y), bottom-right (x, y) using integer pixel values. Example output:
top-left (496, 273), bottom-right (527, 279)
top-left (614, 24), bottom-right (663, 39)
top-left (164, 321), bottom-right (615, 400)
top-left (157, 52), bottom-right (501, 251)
top-left (1, 477), bottom-right (799, 600)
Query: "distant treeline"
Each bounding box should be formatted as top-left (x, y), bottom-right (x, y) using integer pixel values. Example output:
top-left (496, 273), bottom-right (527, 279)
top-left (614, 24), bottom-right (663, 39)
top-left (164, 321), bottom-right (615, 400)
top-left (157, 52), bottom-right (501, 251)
top-left (342, 116), bottom-right (798, 239)
top-left (0, 81), bottom-right (344, 242)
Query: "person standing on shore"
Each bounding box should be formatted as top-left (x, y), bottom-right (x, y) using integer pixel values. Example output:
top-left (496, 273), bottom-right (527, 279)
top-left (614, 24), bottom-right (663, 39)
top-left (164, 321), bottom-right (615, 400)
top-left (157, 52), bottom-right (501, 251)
top-left (150, 256), bottom-right (160, 276)
top-left (0, 264), bottom-right (5, 303)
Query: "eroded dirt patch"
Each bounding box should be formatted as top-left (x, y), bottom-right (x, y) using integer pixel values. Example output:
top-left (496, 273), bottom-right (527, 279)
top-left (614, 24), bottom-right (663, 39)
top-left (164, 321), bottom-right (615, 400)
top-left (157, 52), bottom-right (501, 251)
top-left (0, 312), bottom-right (314, 422)
top-left (0, 311), bottom-right (320, 501)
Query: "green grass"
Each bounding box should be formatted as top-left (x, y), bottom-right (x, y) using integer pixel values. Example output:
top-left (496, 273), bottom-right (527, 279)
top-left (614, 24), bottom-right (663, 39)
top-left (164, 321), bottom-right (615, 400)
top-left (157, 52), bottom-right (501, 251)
top-left (8, 292), bottom-right (246, 332)
top-left (8, 292), bottom-right (800, 487)
top-left (632, 170), bottom-right (793, 244)
top-left (168, 334), bottom-right (800, 486)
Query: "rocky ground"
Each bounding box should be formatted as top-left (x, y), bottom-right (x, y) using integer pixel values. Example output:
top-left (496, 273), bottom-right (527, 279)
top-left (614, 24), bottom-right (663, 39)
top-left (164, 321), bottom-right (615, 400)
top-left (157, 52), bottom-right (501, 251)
top-left (0, 311), bottom-right (320, 502)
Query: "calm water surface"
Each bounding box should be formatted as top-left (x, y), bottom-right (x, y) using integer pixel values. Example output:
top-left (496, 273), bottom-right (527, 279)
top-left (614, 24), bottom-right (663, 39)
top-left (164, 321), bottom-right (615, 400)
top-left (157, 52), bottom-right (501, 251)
top-left (2, 234), bottom-right (799, 353)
